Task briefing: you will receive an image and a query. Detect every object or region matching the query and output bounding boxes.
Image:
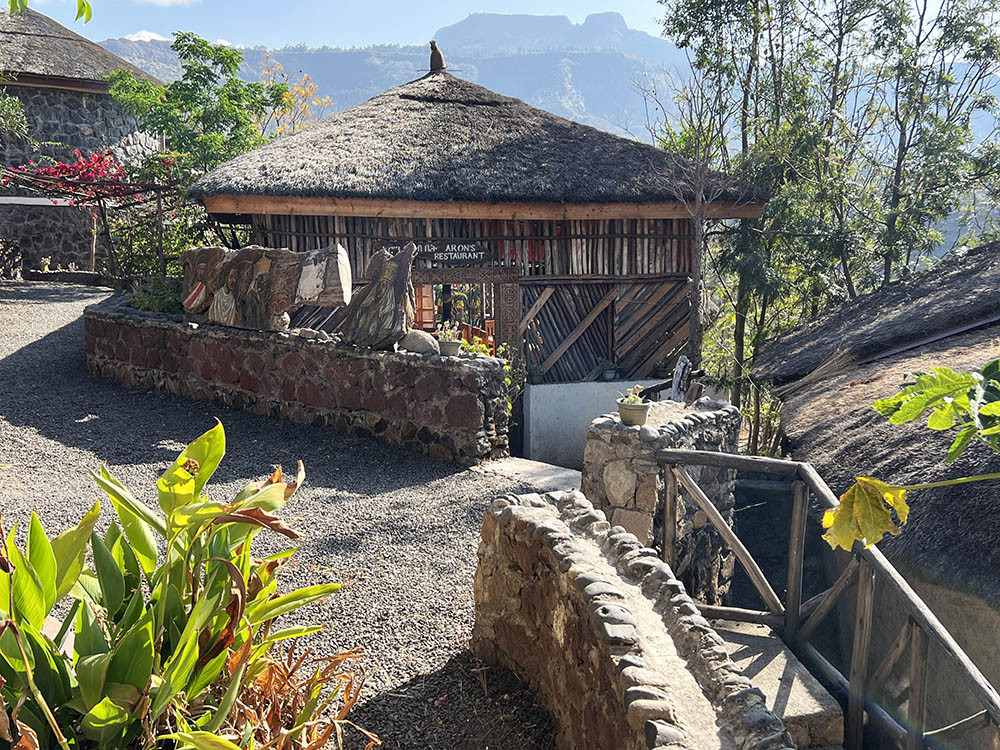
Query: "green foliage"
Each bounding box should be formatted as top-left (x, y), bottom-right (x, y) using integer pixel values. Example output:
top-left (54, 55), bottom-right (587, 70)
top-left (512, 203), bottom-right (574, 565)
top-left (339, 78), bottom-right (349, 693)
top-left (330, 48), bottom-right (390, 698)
top-left (0, 422), bottom-right (367, 750)
top-left (496, 342), bottom-right (526, 415)
top-left (7, 0), bottom-right (90, 22)
top-left (107, 33), bottom-right (290, 184)
top-left (459, 336), bottom-right (491, 356)
top-left (435, 321), bottom-right (461, 342)
top-left (618, 384), bottom-right (648, 405)
top-left (126, 276), bottom-right (183, 314)
top-left (0, 88), bottom-right (30, 149)
top-left (822, 358), bottom-right (1000, 551)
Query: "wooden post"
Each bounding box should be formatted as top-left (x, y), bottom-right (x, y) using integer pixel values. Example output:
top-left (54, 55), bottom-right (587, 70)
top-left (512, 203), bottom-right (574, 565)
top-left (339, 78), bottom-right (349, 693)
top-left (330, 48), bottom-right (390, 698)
top-left (907, 624), bottom-right (928, 750)
top-left (156, 190), bottom-right (165, 278)
top-left (785, 480), bottom-right (809, 643)
top-left (848, 558), bottom-right (876, 750)
top-left (663, 464), bottom-right (677, 567)
top-left (89, 211), bottom-right (97, 272)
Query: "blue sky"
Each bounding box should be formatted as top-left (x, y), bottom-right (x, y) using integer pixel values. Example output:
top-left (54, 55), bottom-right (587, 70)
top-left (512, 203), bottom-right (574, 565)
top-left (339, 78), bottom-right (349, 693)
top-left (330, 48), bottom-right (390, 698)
top-left (33, 0), bottom-right (667, 48)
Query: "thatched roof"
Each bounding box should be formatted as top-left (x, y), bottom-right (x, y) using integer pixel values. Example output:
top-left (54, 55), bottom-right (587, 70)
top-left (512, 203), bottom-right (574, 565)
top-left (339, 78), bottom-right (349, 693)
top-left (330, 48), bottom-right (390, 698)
top-left (753, 243), bottom-right (1000, 385)
top-left (0, 9), bottom-right (158, 86)
top-left (780, 325), bottom-right (1000, 602)
top-left (190, 70), bottom-right (764, 206)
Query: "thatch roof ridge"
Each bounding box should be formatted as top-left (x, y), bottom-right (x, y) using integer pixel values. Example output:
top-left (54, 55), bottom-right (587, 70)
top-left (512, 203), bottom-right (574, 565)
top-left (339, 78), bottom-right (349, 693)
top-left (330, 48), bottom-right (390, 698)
top-left (0, 9), bottom-right (159, 85)
top-left (190, 70), bottom-right (765, 206)
top-left (780, 325), bottom-right (1000, 604)
top-left (753, 243), bottom-right (1000, 385)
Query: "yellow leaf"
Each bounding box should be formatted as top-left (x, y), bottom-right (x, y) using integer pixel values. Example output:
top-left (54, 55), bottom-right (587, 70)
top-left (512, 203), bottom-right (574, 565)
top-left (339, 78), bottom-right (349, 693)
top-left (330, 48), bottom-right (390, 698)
top-left (822, 477), bottom-right (909, 551)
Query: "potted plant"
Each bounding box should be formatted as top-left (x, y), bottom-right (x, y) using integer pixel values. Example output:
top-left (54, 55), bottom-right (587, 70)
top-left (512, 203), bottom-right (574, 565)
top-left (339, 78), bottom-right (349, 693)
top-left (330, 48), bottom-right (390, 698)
top-left (617, 383), bottom-right (652, 426)
top-left (652, 359), bottom-right (672, 379)
top-left (436, 321), bottom-right (463, 356)
top-left (600, 360), bottom-right (618, 381)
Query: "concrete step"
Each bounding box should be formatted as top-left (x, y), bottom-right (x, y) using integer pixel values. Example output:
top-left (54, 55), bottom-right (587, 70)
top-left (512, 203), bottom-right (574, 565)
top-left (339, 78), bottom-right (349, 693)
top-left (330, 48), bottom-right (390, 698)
top-left (712, 620), bottom-right (844, 749)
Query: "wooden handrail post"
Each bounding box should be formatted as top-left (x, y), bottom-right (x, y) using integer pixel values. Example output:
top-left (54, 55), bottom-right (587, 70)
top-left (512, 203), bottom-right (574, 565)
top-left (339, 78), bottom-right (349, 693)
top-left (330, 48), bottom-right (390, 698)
top-left (907, 624), bottom-right (929, 750)
top-left (848, 558), bottom-right (876, 750)
top-left (785, 479), bottom-right (809, 643)
top-left (663, 464), bottom-right (677, 568)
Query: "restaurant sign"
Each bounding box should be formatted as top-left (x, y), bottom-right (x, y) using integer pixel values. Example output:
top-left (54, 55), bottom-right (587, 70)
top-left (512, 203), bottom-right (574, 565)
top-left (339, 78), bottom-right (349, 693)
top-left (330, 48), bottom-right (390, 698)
top-left (377, 240), bottom-right (491, 267)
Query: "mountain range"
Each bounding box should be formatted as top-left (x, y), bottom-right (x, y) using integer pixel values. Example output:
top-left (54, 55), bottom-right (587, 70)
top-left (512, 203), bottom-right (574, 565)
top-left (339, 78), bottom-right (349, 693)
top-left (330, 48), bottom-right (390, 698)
top-left (99, 12), bottom-right (689, 140)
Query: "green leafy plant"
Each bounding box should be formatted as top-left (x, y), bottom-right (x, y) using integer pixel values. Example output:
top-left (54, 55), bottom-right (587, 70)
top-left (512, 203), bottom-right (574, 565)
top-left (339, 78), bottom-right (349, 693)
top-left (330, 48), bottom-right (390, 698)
top-left (459, 336), bottom-right (490, 356)
top-left (822, 359), bottom-right (1000, 550)
top-left (126, 276), bottom-right (183, 314)
top-left (435, 322), bottom-right (462, 343)
top-left (0, 422), bottom-right (377, 750)
top-left (618, 384), bottom-right (648, 405)
top-left (496, 343), bottom-right (526, 414)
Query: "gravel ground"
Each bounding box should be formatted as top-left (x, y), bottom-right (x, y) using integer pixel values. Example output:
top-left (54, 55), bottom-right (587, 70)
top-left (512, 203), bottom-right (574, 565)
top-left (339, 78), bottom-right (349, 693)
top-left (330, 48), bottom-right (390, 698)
top-left (0, 281), bottom-right (556, 750)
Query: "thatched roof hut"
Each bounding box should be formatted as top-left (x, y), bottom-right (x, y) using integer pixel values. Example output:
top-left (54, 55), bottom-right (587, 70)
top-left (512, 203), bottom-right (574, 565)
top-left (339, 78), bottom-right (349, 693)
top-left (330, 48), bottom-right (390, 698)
top-left (0, 8), bottom-right (159, 91)
top-left (753, 243), bottom-right (1000, 385)
top-left (755, 244), bottom-right (1000, 598)
top-left (190, 69), bottom-right (763, 209)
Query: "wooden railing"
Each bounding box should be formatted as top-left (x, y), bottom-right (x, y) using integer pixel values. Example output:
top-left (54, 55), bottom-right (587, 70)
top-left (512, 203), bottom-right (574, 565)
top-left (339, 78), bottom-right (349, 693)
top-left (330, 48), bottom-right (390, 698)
top-left (658, 448), bottom-right (1000, 750)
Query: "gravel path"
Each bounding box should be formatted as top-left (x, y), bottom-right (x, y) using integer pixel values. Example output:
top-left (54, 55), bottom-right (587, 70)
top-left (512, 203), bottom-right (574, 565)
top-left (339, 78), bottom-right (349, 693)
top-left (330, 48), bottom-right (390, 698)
top-left (0, 281), bottom-right (555, 750)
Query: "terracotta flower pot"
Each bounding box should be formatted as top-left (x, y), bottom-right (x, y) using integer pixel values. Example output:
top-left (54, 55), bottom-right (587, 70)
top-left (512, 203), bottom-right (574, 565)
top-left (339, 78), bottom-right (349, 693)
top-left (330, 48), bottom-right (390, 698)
top-left (617, 399), bottom-right (651, 426)
top-left (439, 340), bottom-right (462, 356)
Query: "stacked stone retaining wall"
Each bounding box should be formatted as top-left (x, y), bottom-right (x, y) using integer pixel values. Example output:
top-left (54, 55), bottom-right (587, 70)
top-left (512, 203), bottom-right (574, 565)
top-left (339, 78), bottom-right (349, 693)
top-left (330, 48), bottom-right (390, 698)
top-left (84, 296), bottom-right (509, 463)
top-left (582, 401), bottom-right (741, 604)
top-left (473, 489), bottom-right (795, 750)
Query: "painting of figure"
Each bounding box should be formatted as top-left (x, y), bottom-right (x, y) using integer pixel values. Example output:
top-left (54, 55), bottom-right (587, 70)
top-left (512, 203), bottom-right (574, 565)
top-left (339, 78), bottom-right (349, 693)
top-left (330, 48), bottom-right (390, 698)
top-left (207, 264), bottom-right (240, 326)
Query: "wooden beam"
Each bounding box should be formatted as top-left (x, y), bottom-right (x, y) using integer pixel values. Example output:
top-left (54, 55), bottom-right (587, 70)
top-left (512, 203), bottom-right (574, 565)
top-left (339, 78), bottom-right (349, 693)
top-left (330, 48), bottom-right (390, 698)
top-left (870, 619), bottom-right (912, 696)
top-left (540, 286), bottom-right (618, 374)
top-left (519, 286), bottom-right (555, 335)
top-left (796, 557), bottom-right (860, 646)
top-left (848, 559), bottom-right (876, 750)
top-left (784, 480), bottom-right (809, 643)
top-left (521, 273), bottom-right (688, 285)
top-left (698, 604), bottom-right (784, 628)
top-left (907, 624), bottom-right (929, 750)
top-left (657, 449), bottom-right (802, 477)
top-left (673, 466), bottom-right (785, 614)
top-left (202, 194), bottom-right (767, 221)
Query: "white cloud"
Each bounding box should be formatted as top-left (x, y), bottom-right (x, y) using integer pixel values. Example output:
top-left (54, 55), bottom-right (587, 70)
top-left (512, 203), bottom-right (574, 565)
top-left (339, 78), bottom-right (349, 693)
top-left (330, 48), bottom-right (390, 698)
top-left (131, 0), bottom-right (201, 6)
top-left (215, 38), bottom-right (232, 46)
top-left (124, 29), bottom-right (169, 42)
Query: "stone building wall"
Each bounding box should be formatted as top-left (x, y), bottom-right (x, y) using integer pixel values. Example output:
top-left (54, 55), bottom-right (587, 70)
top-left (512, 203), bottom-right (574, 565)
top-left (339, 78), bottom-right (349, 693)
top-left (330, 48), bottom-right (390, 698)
top-left (1, 86), bottom-right (158, 270)
top-left (84, 296), bottom-right (509, 463)
top-left (473, 489), bottom-right (794, 750)
top-left (581, 400), bottom-right (741, 604)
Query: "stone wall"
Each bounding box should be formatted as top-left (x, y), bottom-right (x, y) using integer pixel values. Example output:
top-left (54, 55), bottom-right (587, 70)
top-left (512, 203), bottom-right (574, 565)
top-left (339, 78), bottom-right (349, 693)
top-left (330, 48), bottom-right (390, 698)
top-left (1, 86), bottom-right (158, 269)
top-left (581, 400), bottom-right (741, 604)
top-left (84, 296), bottom-right (509, 463)
top-left (473, 490), bottom-right (794, 750)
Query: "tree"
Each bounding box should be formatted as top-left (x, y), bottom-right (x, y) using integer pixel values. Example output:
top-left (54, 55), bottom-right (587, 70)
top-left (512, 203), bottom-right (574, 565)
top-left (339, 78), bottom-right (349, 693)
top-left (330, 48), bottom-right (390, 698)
top-left (107, 33), bottom-right (290, 185)
top-left (255, 53), bottom-right (332, 137)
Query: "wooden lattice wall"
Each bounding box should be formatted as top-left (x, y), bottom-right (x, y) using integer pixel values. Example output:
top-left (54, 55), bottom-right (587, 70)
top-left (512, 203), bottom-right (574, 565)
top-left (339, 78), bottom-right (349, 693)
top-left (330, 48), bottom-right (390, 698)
top-left (254, 213), bottom-right (694, 382)
top-left (251, 216), bottom-right (693, 278)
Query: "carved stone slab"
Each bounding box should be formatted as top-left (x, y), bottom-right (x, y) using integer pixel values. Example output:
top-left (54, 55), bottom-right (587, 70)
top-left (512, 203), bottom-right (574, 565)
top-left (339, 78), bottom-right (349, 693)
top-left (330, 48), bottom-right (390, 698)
top-left (338, 242), bottom-right (416, 350)
top-left (181, 244), bottom-right (352, 331)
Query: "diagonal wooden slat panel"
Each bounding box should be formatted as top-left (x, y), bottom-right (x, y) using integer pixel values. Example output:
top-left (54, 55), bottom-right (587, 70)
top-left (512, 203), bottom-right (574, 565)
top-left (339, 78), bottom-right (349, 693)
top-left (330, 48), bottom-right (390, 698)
top-left (540, 287), bottom-right (618, 375)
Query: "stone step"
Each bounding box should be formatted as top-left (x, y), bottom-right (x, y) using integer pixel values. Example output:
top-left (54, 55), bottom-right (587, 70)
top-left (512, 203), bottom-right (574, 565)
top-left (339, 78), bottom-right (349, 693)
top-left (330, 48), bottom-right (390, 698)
top-left (712, 620), bottom-right (844, 749)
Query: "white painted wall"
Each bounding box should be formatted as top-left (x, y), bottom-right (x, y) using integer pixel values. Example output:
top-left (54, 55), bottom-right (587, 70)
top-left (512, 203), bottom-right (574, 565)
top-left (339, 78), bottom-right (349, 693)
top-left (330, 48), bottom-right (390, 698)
top-left (523, 379), bottom-right (664, 469)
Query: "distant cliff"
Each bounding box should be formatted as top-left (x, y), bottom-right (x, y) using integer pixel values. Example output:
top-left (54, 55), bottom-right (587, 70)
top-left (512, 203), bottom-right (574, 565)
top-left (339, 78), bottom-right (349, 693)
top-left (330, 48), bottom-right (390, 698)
top-left (100, 12), bottom-right (688, 139)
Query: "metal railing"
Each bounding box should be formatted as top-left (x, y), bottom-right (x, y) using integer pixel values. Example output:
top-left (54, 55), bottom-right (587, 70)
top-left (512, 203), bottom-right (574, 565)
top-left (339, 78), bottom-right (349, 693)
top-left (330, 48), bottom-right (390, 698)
top-left (658, 448), bottom-right (1000, 750)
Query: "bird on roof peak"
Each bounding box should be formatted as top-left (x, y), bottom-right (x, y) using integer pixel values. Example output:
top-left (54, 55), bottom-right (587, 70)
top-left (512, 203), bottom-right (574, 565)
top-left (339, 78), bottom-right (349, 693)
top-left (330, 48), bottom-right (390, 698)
top-left (429, 40), bottom-right (445, 72)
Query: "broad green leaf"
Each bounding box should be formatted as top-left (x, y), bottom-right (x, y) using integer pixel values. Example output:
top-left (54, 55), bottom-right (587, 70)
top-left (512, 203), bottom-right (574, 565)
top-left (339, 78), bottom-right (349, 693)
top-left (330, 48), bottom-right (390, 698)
top-left (91, 533), bottom-right (125, 617)
top-left (948, 425), bottom-right (977, 462)
top-left (0, 626), bottom-right (32, 674)
top-left (93, 468), bottom-right (166, 538)
top-left (75, 0), bottom-right (92, 23)
top-left (822, 477), bottom-right (910, 551)
top-left (106, 490), bottom-right (158, 579)
top-left (81, 697), bottom-right (129, 747)
top-left (241, 483), bottom-right (289, 513)
top-left (171, 501), bottom-right (229, 533)
top-left (202, 663), bottom-right (244, 733)
top-left (75, 601), bottom-right (109, 661)
top-left (159, 422), bottom-right (226, 516)
top-left (158, 462), bottom-right (197, 518)
top-left (76, 653), bottom-right (112, 711)
top-left (7, 528), bottom-right (46, 629)
top-left (186, 649), bottom-right (227, 698)
top-left (153, 594), bottom-right (216, 718)
top-left (980, 400), bottom-right (1000, 416)
top-left (26, 513), bottom-right (57, 613)
top-left (107, 611), bottom-right (154, 693)
top-left (51, 500), bottom-right (101, 600)
top-left (161, 731), bottom-right (242, 750)
top-left (247, 583), bottom-right (341, 626)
